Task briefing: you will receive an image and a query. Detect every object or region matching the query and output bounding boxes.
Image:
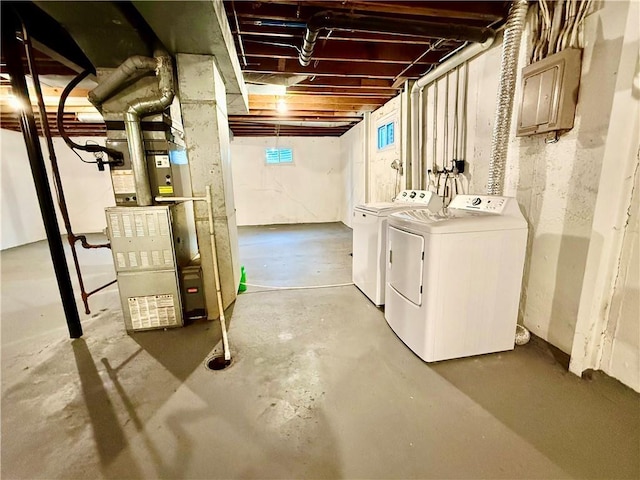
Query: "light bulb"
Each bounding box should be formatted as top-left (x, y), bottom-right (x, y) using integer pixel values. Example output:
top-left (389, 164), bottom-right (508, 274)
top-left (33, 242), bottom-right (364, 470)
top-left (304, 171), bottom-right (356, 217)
top-left (276, 98), bottom-right (288, 113)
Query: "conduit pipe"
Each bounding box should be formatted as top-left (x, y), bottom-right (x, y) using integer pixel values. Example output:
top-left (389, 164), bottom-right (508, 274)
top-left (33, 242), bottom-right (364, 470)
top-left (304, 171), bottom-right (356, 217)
top-left (487, 0), bottom-right (529, 195)
top-left (410, 34), bottom-right (495, 189)
top-left (89, 52), bottom-right (175, 206)
top-left (299, 11), bottom-right (493, 66)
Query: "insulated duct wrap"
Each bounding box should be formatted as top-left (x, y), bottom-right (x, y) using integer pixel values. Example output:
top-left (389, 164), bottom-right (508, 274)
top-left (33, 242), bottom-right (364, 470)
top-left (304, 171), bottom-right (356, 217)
top-left (487, 0), bottom-right (529, 195)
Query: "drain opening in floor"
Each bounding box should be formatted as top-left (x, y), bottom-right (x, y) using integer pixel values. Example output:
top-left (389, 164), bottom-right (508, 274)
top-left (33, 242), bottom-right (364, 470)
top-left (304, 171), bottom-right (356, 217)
top-left (206, 356), bottom-right (231, 371)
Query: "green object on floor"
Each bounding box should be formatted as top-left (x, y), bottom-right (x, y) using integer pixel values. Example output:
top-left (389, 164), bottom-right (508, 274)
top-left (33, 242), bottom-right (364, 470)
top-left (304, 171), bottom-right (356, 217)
top-left (238, 265), bottom-right (247, 293)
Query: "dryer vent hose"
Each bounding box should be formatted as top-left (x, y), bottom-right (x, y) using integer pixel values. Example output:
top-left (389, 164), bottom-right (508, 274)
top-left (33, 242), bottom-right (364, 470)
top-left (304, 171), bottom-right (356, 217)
top-left (515, 324), bottom-right (531, 346)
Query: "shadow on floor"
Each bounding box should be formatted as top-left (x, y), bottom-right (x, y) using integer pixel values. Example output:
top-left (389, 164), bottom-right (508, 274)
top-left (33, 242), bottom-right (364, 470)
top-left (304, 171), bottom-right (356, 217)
top-left (72, 339), bottom-right (144, 479)
top-left (430, 337), bottom-right (640, 479)
top-left (128, 304), bottom-right (236, 381)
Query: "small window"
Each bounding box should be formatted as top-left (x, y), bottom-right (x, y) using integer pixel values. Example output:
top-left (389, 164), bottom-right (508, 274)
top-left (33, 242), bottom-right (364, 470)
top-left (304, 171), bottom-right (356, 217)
top-left (377, 121), bottom-right (395, 150)
top-left (265, 148), bottom-right (293, 164)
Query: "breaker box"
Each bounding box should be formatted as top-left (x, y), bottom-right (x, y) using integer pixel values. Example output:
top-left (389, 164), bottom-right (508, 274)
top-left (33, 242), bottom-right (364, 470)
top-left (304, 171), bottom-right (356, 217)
top-left (517, 48), bottom-right (582, 137)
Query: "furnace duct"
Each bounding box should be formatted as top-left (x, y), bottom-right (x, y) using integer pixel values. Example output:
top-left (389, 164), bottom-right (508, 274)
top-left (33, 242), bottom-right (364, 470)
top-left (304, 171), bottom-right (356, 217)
top-left (88, 51), bottom-right (175, 206)
top-left (487, 0), bottom-right (529, 195)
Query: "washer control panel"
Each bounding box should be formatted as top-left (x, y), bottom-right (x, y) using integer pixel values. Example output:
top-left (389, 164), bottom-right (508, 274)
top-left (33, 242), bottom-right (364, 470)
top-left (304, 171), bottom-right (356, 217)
top-left (449, 195), bottom-right (509, 214)
top-left (394, 189), bottom-right (441, 206)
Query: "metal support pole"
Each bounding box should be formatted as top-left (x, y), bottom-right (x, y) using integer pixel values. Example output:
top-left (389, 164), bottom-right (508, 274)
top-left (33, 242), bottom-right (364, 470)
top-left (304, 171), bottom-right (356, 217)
top-left (2, 11), bottom-right (82, 338)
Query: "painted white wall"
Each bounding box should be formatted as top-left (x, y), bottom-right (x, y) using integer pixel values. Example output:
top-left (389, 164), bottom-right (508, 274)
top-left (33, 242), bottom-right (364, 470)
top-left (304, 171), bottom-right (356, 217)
top-left (339, 120), bottom-right (366, 228)
top-left (369, 95), bottom-right (403, 202)
top-left (1, 130), bottom-right (115, 250)
top-left (602, 171), bottom-right (639, 391)
top-left (231, 136), bottom-right (342, 225)
top-left (569, 0), bottom-right (640, 392)
top-left (407, 0), bottom-right (638, 389)
top-left (419, 1), bottom-right (630, 356)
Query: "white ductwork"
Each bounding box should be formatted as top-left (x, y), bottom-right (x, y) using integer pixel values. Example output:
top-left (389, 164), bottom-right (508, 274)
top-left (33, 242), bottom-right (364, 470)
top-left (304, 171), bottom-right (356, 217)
top-left (410, 35), bottom-right (496, 189)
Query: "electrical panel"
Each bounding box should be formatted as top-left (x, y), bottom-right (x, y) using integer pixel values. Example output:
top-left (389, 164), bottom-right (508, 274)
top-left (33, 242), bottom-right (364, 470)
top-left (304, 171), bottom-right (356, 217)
top-left (516, 48), bottom-right (582, 137)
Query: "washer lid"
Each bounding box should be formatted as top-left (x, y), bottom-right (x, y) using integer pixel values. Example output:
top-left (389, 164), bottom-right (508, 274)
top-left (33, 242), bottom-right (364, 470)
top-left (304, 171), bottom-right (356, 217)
top-left (388, 207), bottom-right (527, 233)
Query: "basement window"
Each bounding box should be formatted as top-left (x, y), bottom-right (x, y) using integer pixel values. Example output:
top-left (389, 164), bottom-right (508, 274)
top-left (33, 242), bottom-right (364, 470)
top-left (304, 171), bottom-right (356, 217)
top-left (265, 147), bottom-right (293, 165)
top-left (377, 121), bottom-right (395, 150)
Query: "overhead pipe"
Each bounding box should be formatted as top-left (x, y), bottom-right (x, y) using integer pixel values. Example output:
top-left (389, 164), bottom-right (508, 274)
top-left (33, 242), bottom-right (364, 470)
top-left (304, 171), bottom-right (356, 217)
top-left (2, 11), bottom-right (83, 338)
top-left (299, 10), bottom-right (494, 67)
top-left (410, 33), bottom-right (496, 189)
top-left (89, 51), bottom-right (175, 206)
top-left (487, 0), bottom-right (529, 195)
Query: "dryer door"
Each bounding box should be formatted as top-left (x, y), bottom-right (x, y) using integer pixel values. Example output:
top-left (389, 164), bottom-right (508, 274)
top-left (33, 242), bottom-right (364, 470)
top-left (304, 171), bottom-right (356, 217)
top-left (387, 226), bottom-right (424, 306)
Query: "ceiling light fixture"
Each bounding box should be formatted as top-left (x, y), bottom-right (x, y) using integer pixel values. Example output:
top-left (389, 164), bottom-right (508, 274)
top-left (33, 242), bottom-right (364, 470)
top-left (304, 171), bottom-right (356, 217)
top-left (7, 94), bottom-right (22, 111)
top-left (276, 98), bottom-right (288, 114)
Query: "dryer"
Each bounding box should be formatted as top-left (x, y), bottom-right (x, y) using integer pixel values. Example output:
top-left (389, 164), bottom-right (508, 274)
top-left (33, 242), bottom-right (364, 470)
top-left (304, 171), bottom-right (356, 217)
top-left (384, 195), bottom-right (528, 362)
top-left (352, 190), bottom-right (442, 306)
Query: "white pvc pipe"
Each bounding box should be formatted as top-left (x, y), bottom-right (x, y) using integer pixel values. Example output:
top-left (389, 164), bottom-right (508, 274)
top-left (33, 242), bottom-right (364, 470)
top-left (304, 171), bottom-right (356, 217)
top-left (155, 191), bottom-right (231, 362)
top-left (410, 34), bottom-right (496, 189)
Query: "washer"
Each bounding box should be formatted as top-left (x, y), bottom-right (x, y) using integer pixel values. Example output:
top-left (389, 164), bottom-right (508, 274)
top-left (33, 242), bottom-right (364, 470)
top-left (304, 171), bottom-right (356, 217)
top-left (352, 190), bottom-right (442, 306)
top-left (384, 194), bottom-right (528, 362)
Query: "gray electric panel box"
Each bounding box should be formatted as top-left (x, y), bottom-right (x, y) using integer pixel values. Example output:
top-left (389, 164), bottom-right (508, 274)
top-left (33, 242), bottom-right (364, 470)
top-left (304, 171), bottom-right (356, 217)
top-left (517, 48), bottom-right (582, 137)
top-left (106, 206), bottom-right (183, 331)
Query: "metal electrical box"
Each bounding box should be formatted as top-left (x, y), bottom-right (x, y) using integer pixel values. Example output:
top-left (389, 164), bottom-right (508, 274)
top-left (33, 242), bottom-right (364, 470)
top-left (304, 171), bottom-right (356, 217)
top-left (106, 206), bottom-right (183, 331)
top-left (517, 48), bottom-right (582, 137)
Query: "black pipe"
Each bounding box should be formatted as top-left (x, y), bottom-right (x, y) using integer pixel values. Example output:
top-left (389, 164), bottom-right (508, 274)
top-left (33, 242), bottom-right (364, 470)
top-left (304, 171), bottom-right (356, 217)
top-left (2, 10), bottom-right (83, 338)
top-left (20, 16), bottom-right (112, 315)
top-left (299, 10), bottom-right (494, 66)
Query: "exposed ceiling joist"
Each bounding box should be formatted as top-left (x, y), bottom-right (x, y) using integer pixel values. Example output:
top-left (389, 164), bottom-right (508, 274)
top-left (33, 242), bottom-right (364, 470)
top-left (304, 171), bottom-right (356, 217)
top-left (225, 0), bottom-right (509, 137)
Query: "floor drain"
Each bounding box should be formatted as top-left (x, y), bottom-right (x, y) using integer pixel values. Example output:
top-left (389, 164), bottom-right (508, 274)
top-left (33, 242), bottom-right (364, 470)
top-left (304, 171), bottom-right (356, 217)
top-left (206, 356), bottom-right (231, 371)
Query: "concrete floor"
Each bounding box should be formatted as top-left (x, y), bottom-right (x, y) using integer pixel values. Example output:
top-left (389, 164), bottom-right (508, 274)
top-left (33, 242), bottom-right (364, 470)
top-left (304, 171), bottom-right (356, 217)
top-left (1, 222), bottom-right (638, 479)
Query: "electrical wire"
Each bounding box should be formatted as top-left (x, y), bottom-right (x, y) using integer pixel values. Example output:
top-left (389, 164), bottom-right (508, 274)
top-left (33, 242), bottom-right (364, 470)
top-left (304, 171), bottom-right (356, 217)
top-left (56, 70), bottom-right (123, 163)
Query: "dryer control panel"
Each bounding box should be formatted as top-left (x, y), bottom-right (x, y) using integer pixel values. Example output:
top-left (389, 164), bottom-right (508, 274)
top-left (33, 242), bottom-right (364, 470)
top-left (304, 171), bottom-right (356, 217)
top-left (449, 195), bottom-right (509, 214)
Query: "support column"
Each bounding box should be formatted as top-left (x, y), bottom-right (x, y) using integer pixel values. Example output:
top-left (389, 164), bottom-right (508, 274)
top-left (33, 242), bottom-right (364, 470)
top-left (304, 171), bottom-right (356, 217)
top-left (2, 10), bottom-right (82, 338)
top-left (176, 54), bottom-right (240, 319)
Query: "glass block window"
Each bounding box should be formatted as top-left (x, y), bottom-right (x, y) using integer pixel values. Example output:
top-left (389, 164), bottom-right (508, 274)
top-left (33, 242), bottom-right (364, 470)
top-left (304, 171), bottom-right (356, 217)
top-left (377, 121), bottom-right (395, 150)
top-left (265, 148), bottom-right (293, 164)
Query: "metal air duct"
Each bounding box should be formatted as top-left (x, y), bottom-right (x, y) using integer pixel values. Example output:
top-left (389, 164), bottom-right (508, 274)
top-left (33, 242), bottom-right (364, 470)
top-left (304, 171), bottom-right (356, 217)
top-left (487, 0), bottom-right (529, 195)
top-left (89, 51), bottom-right (175, 206)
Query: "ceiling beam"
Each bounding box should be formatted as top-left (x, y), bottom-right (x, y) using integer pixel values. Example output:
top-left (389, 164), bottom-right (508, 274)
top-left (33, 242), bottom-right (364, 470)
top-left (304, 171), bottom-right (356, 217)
top-left (241, 39), bottom-right (440, 64)
top-left (232, 25), bottom-right (434, 44)
top-left (238, 109), bottom-right (363, 118)
top-left (243, 57), bottom-right (431, 79)
top-left (246, 1), bottom-right (505, 23)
